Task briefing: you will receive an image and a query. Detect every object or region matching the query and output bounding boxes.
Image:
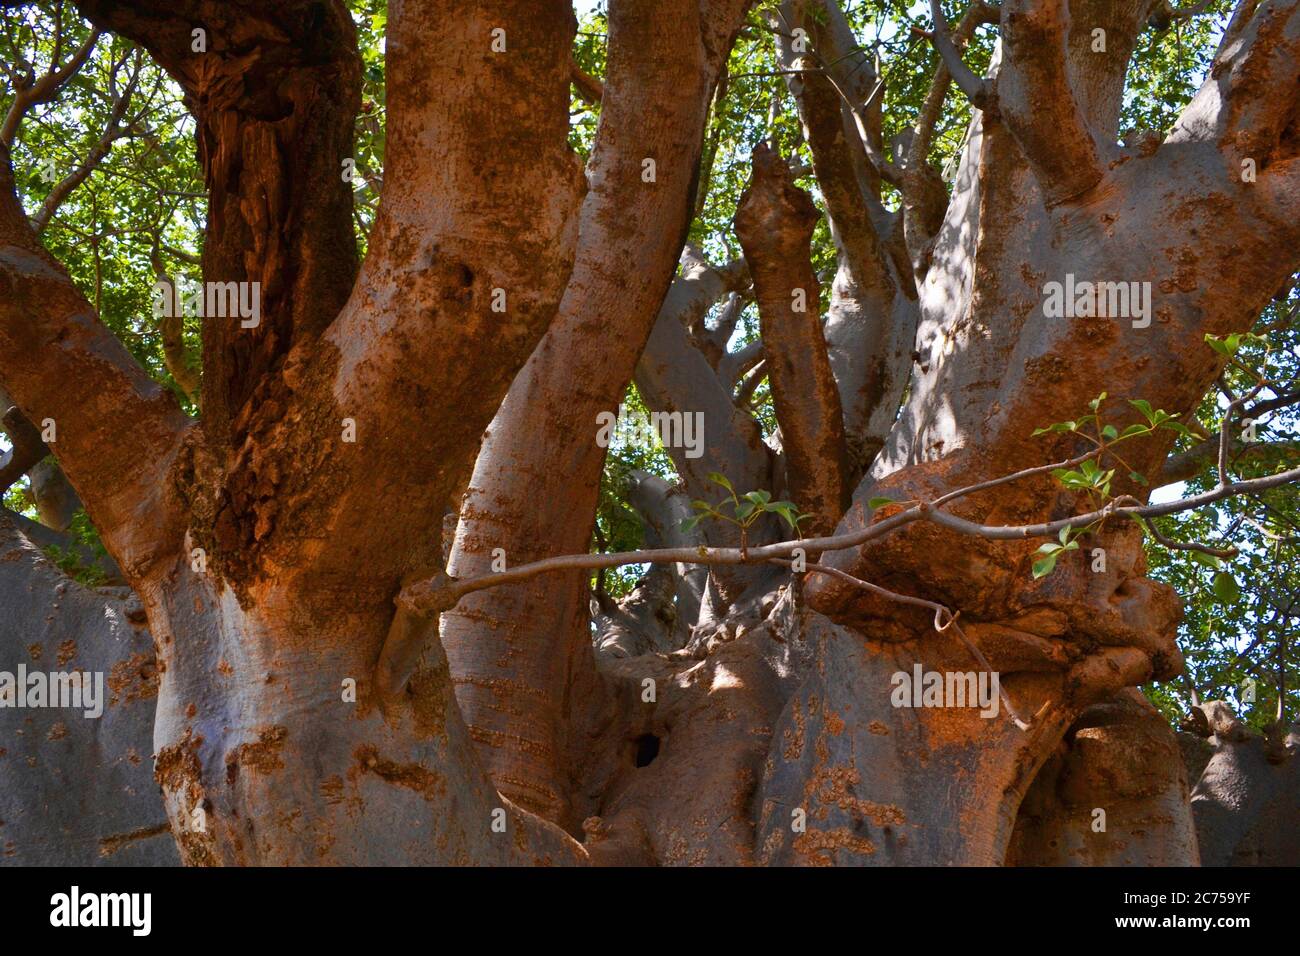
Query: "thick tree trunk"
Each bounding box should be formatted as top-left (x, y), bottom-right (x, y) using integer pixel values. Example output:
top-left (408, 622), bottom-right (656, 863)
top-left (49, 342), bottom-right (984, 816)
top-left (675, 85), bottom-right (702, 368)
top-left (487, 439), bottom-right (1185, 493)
top-left (1186, 704), bottom-right (1300, 866)
top-left (1008, 690), bottom-right (1200, 865)
top-left (0, 512), bottom-right (176, 865)
top-left (75, 0), bottom-right (363, 448)
top-left (3, 0), bottom-right (1297, 868)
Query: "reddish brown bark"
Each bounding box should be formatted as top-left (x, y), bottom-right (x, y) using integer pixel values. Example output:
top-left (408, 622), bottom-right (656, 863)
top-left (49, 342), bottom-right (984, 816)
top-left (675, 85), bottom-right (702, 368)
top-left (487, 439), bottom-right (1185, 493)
top-left (3, 0), bottom-right (1298, 868)
top-left (75, 0), bottom-right (363, 447)
top-left (735, 142), bottom-right (850, 535)
top-left (442, 0), bottom-right (752, 830)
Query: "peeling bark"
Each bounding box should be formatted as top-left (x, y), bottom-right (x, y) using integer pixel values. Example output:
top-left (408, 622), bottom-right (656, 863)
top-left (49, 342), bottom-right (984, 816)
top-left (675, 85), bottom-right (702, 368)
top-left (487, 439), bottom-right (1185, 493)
top-left (75, 0), bottom-right (363, 447)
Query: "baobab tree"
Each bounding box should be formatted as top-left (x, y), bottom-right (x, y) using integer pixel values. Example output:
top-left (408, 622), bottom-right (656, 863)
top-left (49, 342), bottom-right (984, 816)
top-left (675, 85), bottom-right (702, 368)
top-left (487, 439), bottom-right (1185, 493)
top-left (0, 0), bottom-right (1297, 866)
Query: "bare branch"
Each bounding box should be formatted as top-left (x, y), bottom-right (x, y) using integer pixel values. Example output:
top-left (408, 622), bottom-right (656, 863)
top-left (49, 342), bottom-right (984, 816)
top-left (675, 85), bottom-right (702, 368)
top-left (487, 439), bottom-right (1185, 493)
top-left (569, 56), bottom-right (603, 106)
top-left (1136, 516), bottom-right (1238, 559)
top-left (396, 450), bottom-right (1300, 619)
top-left (1161, 436), bottom-right (1300, 484)
top-left (908, 1), bottom-right (997, 174)
top-left (926, 0), bottom-right (994, 111)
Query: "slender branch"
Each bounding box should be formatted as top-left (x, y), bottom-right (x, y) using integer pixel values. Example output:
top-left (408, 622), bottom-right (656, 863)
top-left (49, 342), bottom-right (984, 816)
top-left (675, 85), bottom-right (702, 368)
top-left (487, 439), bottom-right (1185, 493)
top-left (397, 457), bottom-right (1300, 616)
top-left (569, 57), bottom-right (604, 107)
top-left (1, 28), bottom-right (101, 147)
top-left (1137, 515), bottom-right (1238, 559)
top-left (1161, 435), bottom-right (1300, 485)
top-left (908, 1), bottom-right (997, 172)
top-left (926, 0), bottom-right (994, 111)
top-left (30, 48), bottom-right (141, 233)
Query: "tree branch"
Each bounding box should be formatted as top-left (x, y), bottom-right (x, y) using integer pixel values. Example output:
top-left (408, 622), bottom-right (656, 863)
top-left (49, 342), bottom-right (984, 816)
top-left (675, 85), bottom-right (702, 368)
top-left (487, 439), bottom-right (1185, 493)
top-left (569, 56), bottom-right (603, 106)
top-left (927, 0), bottom-right (994, 111)
top-left (997, 0), bottom-right (1108, 206)
top-left (148, 242), bottom-right (199, 404)
top-left (397, 451), bottom-right (1300, 618)
top-left (30, 48), bottom-right (141, 233)
top-left (635, 248), bottom-right (772, 511)
top-left (0, 141), bottom-right (191, 578)
top-left (735, 142), bottom-right (850, 534)
top-left (75, 0), bottom-right (363, 449)
top-left (1, 27), bottom-right (101, 147)
top-left (1172, 0), bottom-right (1300, 161)
top-left (0, 399), bottom-right (48, 493)
top-left (1160, 436), bottom-right (1300, 484)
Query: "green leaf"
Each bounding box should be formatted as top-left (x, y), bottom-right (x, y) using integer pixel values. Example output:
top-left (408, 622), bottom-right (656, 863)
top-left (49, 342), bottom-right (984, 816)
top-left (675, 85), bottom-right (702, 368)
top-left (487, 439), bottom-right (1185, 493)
top-left (743, 489), bottom-right (772, 507)
top-left (1129, 399), bottom-right (1157, 425)
top-left (707, 472), bottom-right (735, 496)
top-left (770, 504), bottom-right (800, 530)
top-left (1205, 332), bottom-right (1248, 358)
top-left (1032, 421), bottom-right (1076, 436)
top-left (1032, 554), bottom-right (1059, 579)
top-left (1204, 333), bottom-right (1234, 357)
top-left (1101, 424), bottom-right (1118, 440)
top-left (1189, 550), bottom-right (1222, 569)
top-left (867, 496), bottom-right (895, 510)
top-left (1212, 571), bottom-right (1241, 605)
top-left (1129, 470), bottom-right (1149, 486)
top-left (1088, 392), bottom-right (1108, 412)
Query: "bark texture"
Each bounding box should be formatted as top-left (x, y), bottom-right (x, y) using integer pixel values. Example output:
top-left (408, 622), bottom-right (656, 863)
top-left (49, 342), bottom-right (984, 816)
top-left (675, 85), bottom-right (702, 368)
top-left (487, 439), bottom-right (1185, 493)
top-left (443, 0), bottom-right (752, 830)
top-left (3, 0), bottom-right (1297, 868)
top-left (0, 512), bottom-right (177, 865)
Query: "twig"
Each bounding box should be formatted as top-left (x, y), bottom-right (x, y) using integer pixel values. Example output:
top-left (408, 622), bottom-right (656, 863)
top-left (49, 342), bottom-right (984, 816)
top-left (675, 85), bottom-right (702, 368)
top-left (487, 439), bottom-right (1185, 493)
top-left (770, 557), bottom-right (1037, 729)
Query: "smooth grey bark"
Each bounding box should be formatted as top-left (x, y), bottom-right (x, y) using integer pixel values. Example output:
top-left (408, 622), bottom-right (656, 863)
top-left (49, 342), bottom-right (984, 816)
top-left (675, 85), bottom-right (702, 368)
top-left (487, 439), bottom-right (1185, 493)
top-left (1188, 708), bottom-right (1300, 866)
top-left (29, 459), bottom-right (81, 532)
top-left (626, 469), bottom-right (708, 632)
top-left (0, 511), bottom-right (177, 865)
